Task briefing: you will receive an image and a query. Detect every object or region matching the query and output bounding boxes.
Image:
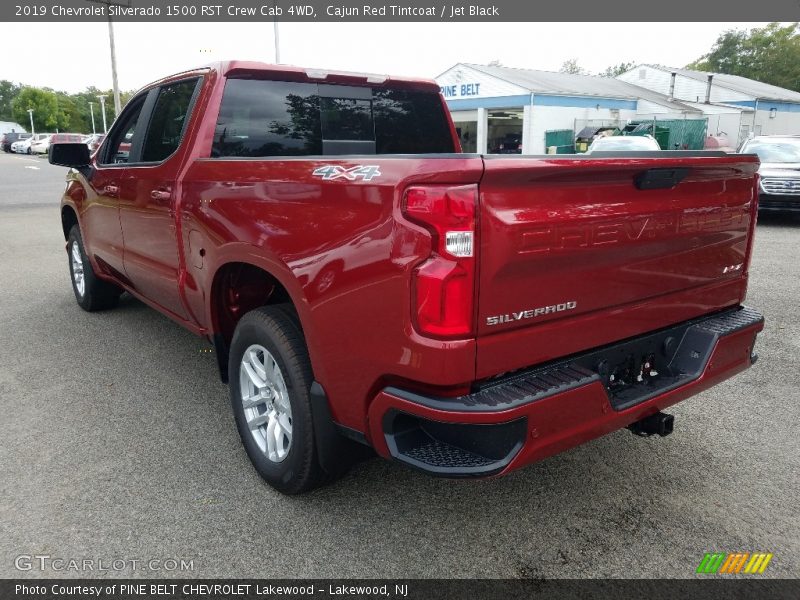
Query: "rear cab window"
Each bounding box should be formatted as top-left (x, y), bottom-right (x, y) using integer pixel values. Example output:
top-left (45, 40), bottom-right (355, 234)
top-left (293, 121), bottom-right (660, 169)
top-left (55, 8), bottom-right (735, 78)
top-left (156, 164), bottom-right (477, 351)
top-left (212, 79), bottom-right (455, 158)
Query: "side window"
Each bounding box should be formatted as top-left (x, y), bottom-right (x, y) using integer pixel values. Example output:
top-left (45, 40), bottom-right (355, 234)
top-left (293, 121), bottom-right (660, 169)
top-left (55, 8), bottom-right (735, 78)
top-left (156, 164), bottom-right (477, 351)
top-left (100, 94), bottom-right (146, 165)
top-left (212, 79), bottom-right (322, 157)
top-left (141, 78), bottom-right (200, 163)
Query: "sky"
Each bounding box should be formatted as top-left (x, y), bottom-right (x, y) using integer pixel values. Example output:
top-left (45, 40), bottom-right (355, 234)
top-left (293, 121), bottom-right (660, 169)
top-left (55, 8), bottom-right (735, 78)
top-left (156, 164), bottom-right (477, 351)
top-left (2, 21), bottom-right (775, 94)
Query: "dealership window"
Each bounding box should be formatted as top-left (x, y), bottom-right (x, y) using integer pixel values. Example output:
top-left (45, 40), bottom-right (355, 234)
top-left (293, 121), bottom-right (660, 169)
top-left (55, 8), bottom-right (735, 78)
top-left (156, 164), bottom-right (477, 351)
top-left (487, 110), bottom-right (523, 154)
top-left (454, 121), bottom-right (477, 152)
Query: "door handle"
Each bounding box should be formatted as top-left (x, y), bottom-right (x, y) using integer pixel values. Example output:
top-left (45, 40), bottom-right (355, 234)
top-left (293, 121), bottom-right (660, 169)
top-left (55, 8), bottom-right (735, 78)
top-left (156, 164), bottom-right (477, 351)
top-left (104, 185), bottom-right (119, 196)
top-left (151, 190), bottom-right (172, 201)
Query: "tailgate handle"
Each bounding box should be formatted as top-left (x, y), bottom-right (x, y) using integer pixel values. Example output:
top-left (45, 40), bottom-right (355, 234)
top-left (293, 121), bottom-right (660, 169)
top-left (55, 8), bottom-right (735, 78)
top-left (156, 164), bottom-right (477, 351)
top-left (634, 168), bottom-right (689, 190)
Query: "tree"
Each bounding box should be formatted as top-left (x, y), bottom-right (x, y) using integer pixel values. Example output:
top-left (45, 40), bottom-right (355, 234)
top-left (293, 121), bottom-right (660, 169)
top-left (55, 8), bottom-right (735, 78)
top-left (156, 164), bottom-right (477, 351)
top-left (60, 88), bottom-right (105, 133)
top-left (54, 93), bottom-right (84, 132)
top-left (559, 59), bottom-right (586, 75)
top-left (686, 22), bottom-right (800, 91)
top-left (0, 80), bottom-right (21, 122)
top-left (600, 62), bottom-right (636, 78)
top-left (12, 87), bottom-right (59, 132)
top-left (4, 83), bottom-right (135, 133)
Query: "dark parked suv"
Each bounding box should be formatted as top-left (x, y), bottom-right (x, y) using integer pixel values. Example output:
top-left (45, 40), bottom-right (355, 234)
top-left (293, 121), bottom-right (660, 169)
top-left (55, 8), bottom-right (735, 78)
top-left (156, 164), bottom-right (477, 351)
top-left (740, 135), bottom-right (800, 212)
top-left (2, 132), bottom-right (31, 153)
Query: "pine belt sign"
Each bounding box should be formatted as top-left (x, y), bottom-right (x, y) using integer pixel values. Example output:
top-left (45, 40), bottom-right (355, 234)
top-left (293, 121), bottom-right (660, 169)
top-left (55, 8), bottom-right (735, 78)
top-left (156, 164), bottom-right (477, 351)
top-left (436, 65), bottom-right (530, 103)
top-left (440, 83), bottom-right (482, 99)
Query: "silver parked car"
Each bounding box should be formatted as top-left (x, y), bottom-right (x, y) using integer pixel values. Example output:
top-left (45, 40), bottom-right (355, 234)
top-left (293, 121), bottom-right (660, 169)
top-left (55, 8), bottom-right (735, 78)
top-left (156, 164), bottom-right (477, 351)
top-left (740, 136), bottom-right (800, 213)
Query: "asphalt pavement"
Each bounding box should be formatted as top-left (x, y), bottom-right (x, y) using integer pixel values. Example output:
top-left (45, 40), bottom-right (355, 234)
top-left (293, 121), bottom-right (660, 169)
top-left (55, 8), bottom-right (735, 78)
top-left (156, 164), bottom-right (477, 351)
top-left (0, 151), bottom-right (797, 579)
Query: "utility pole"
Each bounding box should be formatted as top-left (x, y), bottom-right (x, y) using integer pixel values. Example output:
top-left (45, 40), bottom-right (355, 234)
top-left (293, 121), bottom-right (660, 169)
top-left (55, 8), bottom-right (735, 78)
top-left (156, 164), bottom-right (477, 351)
top-left (273, 0), bottom-right (280, 63)
top-left (107, 14), bottom-right (121, 115)
top-left (85, 0), bottom-right (130, 117)
top-left (274, 20), bottom-right (280, 63)
top-left (27, 109), bottom-right (34, 135)
top-left (54, 93), bottom-right (59, 133)
top-left (98, 95), bottom-right (108, 133)
top-left (89, 102), bottom-right (96, 135)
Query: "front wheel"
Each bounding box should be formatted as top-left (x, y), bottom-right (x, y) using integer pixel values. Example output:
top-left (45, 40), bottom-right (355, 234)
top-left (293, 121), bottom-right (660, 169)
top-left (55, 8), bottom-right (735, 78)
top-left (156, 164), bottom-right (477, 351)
top-left (229, 305), bottom-right (331, 494)
top-left (67, 225), bottom-right (121, 311)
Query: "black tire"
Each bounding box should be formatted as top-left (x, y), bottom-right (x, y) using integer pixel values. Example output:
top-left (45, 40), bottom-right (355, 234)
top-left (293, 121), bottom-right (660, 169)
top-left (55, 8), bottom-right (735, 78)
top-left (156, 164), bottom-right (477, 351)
top-left (228, 305), bottom-right (330, 494)
top-left (67, 225), bottom-right (121, 311)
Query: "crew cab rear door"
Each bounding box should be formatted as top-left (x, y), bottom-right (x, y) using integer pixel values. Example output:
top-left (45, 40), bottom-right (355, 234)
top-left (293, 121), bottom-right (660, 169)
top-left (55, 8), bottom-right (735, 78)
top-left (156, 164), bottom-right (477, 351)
top-left (117, 77), bottom-right (202, 321)
top-left (475, 153), bottom-right (760, 378)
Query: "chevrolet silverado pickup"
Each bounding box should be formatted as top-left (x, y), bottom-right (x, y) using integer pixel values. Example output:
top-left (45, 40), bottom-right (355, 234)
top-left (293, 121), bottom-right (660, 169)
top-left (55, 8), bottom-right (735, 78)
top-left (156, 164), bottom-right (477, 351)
top-left (49, 61), bottom-right (764, 494)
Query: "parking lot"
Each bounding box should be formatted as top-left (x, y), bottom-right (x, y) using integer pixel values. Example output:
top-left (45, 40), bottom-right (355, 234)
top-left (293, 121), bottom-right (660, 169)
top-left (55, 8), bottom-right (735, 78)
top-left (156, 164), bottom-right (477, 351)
top-left (0, 150), bottom-right (797, 579)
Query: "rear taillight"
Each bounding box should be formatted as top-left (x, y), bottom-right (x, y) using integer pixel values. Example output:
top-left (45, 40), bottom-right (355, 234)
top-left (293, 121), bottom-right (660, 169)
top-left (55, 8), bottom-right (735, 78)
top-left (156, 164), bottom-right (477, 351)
top-left (403, 184), bottom-right (477, 338)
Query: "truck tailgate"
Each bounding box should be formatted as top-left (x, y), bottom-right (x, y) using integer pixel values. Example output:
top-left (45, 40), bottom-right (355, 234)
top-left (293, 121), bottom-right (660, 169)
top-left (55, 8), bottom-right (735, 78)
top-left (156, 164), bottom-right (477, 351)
top-left (475, 154), bottom-right (759, 378)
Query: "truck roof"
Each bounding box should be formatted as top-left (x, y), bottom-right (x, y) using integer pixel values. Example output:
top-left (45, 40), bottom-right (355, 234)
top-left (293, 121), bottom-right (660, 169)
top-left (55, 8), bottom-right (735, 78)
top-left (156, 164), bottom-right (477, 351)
top-left (139, 61), bottom-right (441, 95)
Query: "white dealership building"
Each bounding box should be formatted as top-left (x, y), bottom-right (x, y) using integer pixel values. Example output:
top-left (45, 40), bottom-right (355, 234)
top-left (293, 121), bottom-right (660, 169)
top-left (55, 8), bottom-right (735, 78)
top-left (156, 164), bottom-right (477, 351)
top-left (436, 63), bottom-right (800, 154)
top-left (617, 64), bottom-right (800, 141)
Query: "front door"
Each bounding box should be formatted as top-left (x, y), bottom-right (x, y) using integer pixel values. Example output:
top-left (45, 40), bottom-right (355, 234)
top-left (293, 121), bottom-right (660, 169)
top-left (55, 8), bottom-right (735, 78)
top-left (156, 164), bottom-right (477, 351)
top-left (80, 94), bottom-right (149, 280)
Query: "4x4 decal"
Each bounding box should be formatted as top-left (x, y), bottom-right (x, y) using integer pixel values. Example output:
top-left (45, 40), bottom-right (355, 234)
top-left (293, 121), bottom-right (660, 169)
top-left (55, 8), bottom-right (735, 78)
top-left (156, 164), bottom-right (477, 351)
top-left (312, 165), bottom-right (382, 182)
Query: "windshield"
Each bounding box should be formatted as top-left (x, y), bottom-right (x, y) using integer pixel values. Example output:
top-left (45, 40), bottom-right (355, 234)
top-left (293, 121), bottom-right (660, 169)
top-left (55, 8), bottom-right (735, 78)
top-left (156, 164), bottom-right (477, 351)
top-left (742, 139), bottom-right (800, 163)
top-left (590, 136), bottom-right (658, 151)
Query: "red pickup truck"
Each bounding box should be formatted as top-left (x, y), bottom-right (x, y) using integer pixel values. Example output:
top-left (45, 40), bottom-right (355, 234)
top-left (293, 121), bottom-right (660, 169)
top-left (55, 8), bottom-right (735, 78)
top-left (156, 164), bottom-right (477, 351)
top-left (49, 61), bottom-right (764, 494)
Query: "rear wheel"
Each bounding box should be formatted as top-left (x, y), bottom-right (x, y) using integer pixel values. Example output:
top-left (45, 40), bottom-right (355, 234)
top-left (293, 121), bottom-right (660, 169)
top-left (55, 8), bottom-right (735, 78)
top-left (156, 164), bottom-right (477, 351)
top-left (67, 225), bottom-right (121, 311)
top-left (229, 305), bottom-right (330, 494)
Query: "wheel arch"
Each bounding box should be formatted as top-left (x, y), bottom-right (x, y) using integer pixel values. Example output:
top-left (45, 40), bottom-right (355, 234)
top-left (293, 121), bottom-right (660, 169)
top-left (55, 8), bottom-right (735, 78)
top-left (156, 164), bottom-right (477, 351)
top-left (207, 257), bottom-right (316, 384)
top-left (61, 204), bottom-right (79, 241)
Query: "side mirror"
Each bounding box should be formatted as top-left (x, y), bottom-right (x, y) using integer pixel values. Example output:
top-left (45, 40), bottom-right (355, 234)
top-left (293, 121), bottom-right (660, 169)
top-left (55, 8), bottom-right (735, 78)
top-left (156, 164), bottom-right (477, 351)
top-left (49, 143), bottom-right (90, 168)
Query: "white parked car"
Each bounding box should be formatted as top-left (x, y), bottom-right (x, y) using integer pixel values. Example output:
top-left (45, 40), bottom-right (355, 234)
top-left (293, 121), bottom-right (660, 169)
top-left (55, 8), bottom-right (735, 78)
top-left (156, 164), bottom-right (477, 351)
top-left (29, 133), bottom-right (54, 155)
top-left (586, 134), bottom-right (661, 153)
top-left (82, 133), bottom-right (106, 154)
top-left (10, 134), bottom-right (33, 154)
